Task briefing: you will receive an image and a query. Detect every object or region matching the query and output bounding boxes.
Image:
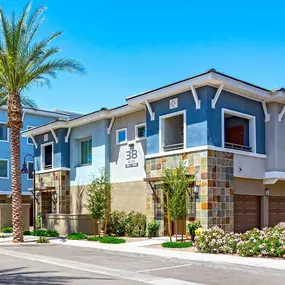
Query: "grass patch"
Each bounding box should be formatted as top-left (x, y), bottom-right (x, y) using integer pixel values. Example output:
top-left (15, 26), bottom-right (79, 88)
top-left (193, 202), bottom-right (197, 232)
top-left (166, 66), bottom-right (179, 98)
top-left (87, 236), bottom-right (126, 244)
top-left (162, 241), bottom-right (193, 248)
top-left (33, 229), bottom-right (59, 237)
top-left (37, 237), bottom-right (50, 243)
top-left (67, 232), bottom-right (87, 240)
top-left (1, 227), bottom-right (13, 233)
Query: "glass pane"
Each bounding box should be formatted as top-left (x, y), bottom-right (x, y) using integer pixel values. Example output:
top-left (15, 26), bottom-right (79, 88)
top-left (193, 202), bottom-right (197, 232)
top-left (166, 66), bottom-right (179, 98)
top-left (44, 145), bottom-right (52, 168)
top-left (81, 141), bottom-right (88, 165)
top-left (88, 139), bottom-right (92, 164)
top-left (0, 124), bottom-right (7, 141)
top-left (118, 130), bottom-right (126, 143)
top-left (0, 160), bottom-right (7, 177)
top-left (28, 162), bottom-right (34, 179)
top-left (138, 126), bottom-right (146, 138)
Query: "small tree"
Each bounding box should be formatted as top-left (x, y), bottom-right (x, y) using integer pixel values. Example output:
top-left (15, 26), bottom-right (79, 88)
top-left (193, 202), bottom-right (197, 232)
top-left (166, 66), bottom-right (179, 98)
top-left (86, 168), bottom-right (112, 236)
top-left (162, 163), bottom-right (194, 242)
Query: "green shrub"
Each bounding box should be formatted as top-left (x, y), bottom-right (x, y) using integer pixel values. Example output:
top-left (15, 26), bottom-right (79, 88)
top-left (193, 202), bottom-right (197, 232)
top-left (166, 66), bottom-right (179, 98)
top-left (107, 210), bottom-right (127, 236)
top-left (99, 236), bottom-right (126, 244)
top-left (33, 229), bottom-right (59, 237)
top-left (2, 227), bottom-right (13, 233)
top-left (188, 221), bottom-right (201, 241)
top-left (87, 236), bottom-right (102, 242)
top-left (23, 230), bottom-right (31, 235)
top-left (0, 235), bottom-right (5, 238)
top-left (37, 237), bottom-right (50, 243)
top-left (147, 221), bottom-right (160, 237)
top-left (67, 232), bottom-right (87, 240)
top-left (125, 211), bottom-right (146, 237)
top-left (162, 241), bottom-right (193, 248)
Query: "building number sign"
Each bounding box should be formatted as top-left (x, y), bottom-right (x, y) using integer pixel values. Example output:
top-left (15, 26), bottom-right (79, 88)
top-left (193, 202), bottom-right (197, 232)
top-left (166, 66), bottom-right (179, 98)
top-left (125, 149), bottom-right (138, 168)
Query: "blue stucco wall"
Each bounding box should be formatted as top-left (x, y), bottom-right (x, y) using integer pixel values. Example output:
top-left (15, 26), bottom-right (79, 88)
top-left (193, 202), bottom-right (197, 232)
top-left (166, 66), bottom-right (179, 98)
top-left (0, 111), bottom-right (62, 193)
top-left (146, 86), bottom-right (265, 155)
top-left (34, 128), bottom-right (70, 172)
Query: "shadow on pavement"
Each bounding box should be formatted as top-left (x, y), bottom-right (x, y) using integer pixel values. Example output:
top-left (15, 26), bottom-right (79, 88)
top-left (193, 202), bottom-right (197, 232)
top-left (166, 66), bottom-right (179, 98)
top-left (0, 267), bottom-right (116, 284)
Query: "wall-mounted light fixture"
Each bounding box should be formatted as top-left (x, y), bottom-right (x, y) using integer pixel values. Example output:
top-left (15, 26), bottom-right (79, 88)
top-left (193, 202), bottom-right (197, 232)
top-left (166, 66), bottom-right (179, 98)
top-left (265, 188), bottom-right (270, 197)
top-left (193, 185), bottom-right (200, 195)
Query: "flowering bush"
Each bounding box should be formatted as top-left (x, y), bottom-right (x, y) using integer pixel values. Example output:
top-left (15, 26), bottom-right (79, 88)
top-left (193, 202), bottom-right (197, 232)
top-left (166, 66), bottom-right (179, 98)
top-left (196, 223), bottom-right (285, 258)
top-left (195, 227), bottom-right (204, 237)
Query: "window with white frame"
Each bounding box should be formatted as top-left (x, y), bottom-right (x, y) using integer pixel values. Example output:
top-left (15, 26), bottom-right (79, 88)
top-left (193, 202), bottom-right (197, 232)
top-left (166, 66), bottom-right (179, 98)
top-left (222, 108), bottom-right (256, 153)
top-left (80, 138), bottom-right (92, 165)
top-left (135, 123), bottom-right (146, 140)
top-left (116, 128), bottom-right (127, 145)
top-left (0, 159), bottom-right (8, 179)
top-left (27, 161), bottom-right (34, 180)
top-left (0, 123), bottom-right (8, 142)
top-left (42, 143), bottom-right (53, 170)
top-left (27, 126), bottom-right (35, 145)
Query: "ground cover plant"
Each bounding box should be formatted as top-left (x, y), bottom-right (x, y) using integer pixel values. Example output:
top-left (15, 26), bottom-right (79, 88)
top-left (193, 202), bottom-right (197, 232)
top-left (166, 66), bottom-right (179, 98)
top-left (87, 236), bottom-right (126, 244)
top-left (195, 223), bottom-right (285, 258)
top-left (67, 232), bottom-right (87, 240)
top-left (162, 241), bottom-right (193, 248)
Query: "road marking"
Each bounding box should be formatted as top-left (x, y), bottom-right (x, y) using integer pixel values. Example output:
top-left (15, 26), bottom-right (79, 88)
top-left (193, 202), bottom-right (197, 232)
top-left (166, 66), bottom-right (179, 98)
top-left (138, 263), bottom-right (193, 273)
top-left (0, 248), bottom-right (206, 285)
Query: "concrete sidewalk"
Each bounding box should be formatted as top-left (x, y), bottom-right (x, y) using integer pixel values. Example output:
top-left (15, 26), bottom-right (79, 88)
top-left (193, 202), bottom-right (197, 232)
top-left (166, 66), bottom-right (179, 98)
top-left (49, 238), bottom-right (285, 271)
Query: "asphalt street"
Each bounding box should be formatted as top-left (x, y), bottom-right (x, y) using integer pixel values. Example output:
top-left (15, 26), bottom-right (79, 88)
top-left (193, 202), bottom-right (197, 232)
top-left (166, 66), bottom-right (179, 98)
top-left (0, 244), bottom-right (285, 285)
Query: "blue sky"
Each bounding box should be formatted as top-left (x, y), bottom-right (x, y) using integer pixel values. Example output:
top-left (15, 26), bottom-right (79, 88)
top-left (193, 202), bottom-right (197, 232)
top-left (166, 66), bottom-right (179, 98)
top-left (2, 1), bottom-right (285, 113)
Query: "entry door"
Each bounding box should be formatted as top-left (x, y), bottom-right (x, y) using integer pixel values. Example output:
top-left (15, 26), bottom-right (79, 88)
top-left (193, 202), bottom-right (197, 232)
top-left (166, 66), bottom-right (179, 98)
top-left (234, 195), bottom-right (261, 233)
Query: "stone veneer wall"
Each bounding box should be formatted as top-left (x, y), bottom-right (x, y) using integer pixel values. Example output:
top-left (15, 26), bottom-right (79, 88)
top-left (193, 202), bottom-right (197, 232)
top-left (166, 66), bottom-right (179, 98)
top-left (35, 170), bottom-right (71, 215)
top-left (145, 150), bottom-right (234, 233)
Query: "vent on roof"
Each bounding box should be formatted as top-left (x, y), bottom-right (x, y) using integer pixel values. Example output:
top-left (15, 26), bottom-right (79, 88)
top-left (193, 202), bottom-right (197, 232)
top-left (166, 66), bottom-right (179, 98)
top-left (207, 68), bottom-right (217, 73)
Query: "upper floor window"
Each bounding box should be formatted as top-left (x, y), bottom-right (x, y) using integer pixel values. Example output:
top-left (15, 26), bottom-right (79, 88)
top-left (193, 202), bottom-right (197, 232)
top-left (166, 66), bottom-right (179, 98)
top-left (80, 138), bottom-right (92, 165)
top-left (222, 108), bottom-right (256, 153)
top-left (27, 126), bottom-right (35, 145)
top-left (135, 123), bottom-right (146, 140)
top-left (27, 161), bottom-right (34, 180)
top-left (0, 159), bottom-right (8, 179)
top-left (160, 110), bottom-right (186, 152)
top-left (0, 123), bottom-right (8, 142)
top-left (116, 128), bottom-right (127, 145)
top-left (42, 142), bottom-right (53, 170)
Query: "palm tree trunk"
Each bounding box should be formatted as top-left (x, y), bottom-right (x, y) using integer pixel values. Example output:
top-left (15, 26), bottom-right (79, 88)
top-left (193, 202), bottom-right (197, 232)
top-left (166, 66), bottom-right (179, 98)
top-left (7, 93), bottom-right (23, 243)
top-left (10, 127), bottom-right (23, 242)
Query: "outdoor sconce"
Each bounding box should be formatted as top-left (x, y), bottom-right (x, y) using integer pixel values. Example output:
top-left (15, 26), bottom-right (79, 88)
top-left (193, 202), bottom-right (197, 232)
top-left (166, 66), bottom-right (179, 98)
top-left (193, 185), bottom-right (200, 199)
top-left (265, 188), bottom-right (270, 197)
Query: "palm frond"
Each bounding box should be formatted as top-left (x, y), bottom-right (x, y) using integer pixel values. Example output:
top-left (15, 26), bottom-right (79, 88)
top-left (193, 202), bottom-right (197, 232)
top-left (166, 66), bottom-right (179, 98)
top-left (20, 95), bottom-right (37, 108)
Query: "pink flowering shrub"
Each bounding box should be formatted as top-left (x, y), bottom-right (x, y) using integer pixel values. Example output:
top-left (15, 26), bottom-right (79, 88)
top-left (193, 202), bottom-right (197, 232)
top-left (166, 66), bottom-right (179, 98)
top-left (196, 223), bottom-right (285, 258)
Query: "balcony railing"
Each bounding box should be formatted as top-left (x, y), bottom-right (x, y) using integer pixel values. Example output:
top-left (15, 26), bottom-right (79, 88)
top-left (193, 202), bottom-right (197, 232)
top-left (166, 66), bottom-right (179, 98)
top-left (225, 142), bottom-right (252, 152)
top-left (163, 142), bottom-right (184, 152)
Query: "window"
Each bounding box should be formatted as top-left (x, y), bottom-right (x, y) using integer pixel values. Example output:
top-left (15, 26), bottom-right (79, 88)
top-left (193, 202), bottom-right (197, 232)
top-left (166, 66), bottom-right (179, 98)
top-left (222, 108), bottom-right (256, 153)
top-left (159, 110), bottom-right (186, 152)
top-left (42, 143), bottom-right (53, 170)
top-left (0, 123), bottom-right (8, 142)
top-left (80, 138), bottom-right (92, 165)
top-left (116, 128), bottom-right (127, 145)
top-left (0, 159), bottom-right (8, 179)
top-left (135, 123), bottom-right (146, 140)
top-left (27, 161), bottom-right (34, 180)
top-left (27, 126), bottom-right (35, 145)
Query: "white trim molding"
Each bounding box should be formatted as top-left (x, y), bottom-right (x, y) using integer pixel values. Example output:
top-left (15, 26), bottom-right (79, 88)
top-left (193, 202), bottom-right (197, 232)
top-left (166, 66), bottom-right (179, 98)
top-left (30, 135), bottom-right (38, 149)
top-left (50, 129), bottom-right (58, 144)
top-left (145, 145), bottom-right (267, 160)
top-left (221, 108), bottom-right (256, 153)
top-left (135, 123), bottom-right (146, 141)
top-left (26, 126), bottom-right (35, 145)
top-left (107, 117), bottom-right (115, 135)
top-left (159, 110), bottom-right (187, 153)
top-left (211, 84), bottom-right (224, 109)
top-left (190, 86), bottom-right (201, 109)
top-left (0, 158), bottom-right (9, 179)
top-left (65, 127), bottom-right (72, 143)
top-left (145, 100), bottom-right (155, 121)
top-left (278, 105), bottom-right (285, 122)
top-left (35, 167), bottom-right (70, 175)
top-left (262, 102), bottom-right (270, 122)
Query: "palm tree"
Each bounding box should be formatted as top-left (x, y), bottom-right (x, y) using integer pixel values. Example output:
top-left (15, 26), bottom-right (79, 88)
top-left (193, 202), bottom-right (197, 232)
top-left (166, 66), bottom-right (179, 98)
top-left (0, 3), bottom-right (85, 242)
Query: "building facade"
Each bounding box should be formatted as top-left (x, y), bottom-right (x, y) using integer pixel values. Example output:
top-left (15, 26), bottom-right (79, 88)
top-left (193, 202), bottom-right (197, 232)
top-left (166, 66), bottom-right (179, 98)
top-left (0, 107), bottom-right (73, 230)
top-left (22, 69), bottom-right (285, 235)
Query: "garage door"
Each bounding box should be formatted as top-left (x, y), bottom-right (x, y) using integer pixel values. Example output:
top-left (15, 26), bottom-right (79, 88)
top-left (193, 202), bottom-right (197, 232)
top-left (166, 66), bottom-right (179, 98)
top-left (234, 195), bottom-right (261, 233)
top-left (269, 197), bottom-right (285, 227)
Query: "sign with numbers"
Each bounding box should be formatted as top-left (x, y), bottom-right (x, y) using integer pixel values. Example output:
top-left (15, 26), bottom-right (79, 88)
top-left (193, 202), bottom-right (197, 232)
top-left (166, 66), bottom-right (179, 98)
top-left (125, 149), bottom-right (138, 168)
top-left (44, 134), bottom-right (49, 142)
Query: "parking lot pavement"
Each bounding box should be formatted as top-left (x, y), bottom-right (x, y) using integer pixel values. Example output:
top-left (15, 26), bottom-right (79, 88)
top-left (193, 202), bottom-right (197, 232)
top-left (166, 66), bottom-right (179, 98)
top-left (0, 245), bottom-right (285, 285)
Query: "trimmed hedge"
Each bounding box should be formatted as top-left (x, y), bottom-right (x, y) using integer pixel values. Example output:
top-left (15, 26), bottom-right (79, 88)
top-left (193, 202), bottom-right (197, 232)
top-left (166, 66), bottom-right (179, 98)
top-left (24, 230), bottom-right (32, 235)
top-left (2, 227), bottom-right (13, 233)
top-left (33, 229), bottom-right (59, 237)
top-left (87, 236), bottom-right (126, 244)
top-left (162, 241), bottom-right (193, 248)
top-left (67, 232), bottom-right (87, 240)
